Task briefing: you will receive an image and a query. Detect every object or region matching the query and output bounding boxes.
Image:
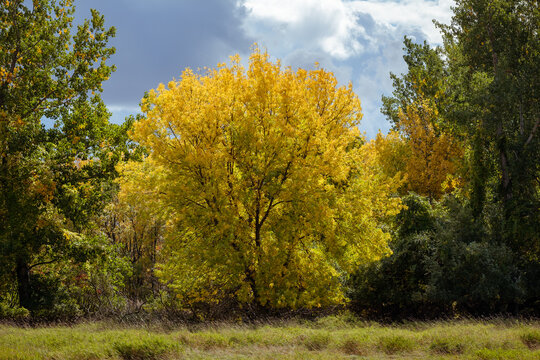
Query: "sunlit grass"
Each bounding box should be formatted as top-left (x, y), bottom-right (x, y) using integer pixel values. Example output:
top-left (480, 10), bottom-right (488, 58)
top-left (0, 316), bottom-right (539, 359)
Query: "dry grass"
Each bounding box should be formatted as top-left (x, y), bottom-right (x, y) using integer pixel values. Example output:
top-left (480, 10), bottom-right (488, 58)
top-left (0, 316), bottom-right (539, 359)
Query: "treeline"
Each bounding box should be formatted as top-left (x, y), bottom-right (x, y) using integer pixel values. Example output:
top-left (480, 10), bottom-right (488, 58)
top-left (0, 0), bottom-right (538, 321)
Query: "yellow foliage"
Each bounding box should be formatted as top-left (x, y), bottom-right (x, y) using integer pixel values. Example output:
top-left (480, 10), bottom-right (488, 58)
top-left (398, 99), bottom-right (464, 199)
top-left (119, 47), bottom-right (403, 309)
top-left (361, 130), bottom-right (409, 190)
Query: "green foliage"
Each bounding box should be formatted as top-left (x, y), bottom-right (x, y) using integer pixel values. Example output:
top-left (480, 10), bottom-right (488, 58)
top-left (0, 302), bottom-right (29, 319)
top-left (441, 0), bottom-right (540, 258)
top-left (348, 194), bottom-right (434, 318)
top-left (395, 193), bottom-right (436, 237)
top-left (349, 194), bottom-right (525, 318)
top-left (426, 230), bottom-right (522, 314)
top-left (99, 194), bottom-right (164, 303)
top-left (0, 0), bottom-right (137, 318)
top-left (365, 1), bottom-right (539, 317)
top-left (381, 37), bottom-right (448, 129)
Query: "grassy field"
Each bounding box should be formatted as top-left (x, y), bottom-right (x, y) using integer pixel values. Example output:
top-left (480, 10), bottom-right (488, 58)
top-left (0, 316), bottom-right (539, 359)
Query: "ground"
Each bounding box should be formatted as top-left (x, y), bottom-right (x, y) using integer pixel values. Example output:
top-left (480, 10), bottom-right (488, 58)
top-left (0, 316), bottom-right (539, 359)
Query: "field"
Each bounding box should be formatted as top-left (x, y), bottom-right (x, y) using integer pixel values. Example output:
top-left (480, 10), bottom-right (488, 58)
top-left (0, 316), bottom-right (539, 359)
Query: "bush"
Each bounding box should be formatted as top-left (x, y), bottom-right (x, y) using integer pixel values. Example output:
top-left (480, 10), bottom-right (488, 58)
top-left (348, 193), bottom-right (526, 318)
top-left (0, 235), bottom-right (133, 320)
top-left (0, 302), bottom-right (29, 319)
top-left (348, 194), bottom-right (436, 318)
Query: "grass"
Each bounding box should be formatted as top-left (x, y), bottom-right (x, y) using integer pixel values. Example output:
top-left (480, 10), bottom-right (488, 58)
top-left (0, 316), bottom-right (539, 359)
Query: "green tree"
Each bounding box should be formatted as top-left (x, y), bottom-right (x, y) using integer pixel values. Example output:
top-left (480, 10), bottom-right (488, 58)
top-left (373, 0), bottom-right (539, 316)
top-left (0, 0), bottom-right (125, 312)
top-left (442, 0), bottom-right (539, 257)
top-left (381, 37), bottom-right (449, 129)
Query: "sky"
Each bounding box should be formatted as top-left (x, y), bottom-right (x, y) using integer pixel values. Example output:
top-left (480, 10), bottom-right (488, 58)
top-left (73, 0), bottom-right (454, 138)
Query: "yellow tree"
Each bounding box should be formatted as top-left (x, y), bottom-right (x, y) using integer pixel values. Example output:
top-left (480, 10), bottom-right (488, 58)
top-left (361, 130), bottom-right (409, 194)
top-left (398, 99), bottom-right (463, 199)
top-left (119, 48), bottom-right (403, 309)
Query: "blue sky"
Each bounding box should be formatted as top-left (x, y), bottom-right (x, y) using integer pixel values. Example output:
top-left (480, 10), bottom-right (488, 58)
top-left (73, 0), bottom-right (454, 138)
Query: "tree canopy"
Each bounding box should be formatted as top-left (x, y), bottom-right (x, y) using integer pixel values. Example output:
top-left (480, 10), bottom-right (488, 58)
top-left (119, 48), bottom-right (403, 309)
top-left (0, 0), bottom-right (129, 312)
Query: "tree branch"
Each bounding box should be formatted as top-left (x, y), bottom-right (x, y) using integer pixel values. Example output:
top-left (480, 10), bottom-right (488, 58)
top-left (524, 118), bottom-right (539, 147)
top-left (28, 258), bottom-right (59, 270)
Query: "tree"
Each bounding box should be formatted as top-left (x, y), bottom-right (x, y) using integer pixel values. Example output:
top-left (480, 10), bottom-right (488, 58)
top-left (349, 193), bottom-right (523, 319)
top-left (381, 37), bottom-right (448, 129)
top-left (379, 37), bottom-right (465, 200)
top-left (100, 193), bottom-right (164, 301)
top-left (0, 0), bottom-right (123, 312)
top-left (361, 130), bottom-right (409, 191)
top-left (120, 48), bottom-right (403, 309)
top-left (373, 0), bottom-right (539, 316)
top-left (398, 99), bottom-right (464, 199)
top-left (366, 101), bottom-right (463, 200)
top-left (442, 0), bottom-right (539, 257)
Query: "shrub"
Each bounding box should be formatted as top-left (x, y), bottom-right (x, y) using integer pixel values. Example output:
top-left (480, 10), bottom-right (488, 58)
top-left (349, 193), bottom-right (526, 318)
top-left (0, 302), bottom-right (29, 320)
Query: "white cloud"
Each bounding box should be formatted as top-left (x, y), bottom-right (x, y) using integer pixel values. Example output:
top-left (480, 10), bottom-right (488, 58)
top-left (239, 0), bottom-right (454, 137)
top-left (242, 0), bottom-right (365, 59)
top-left (242, 0), bottom-right (453, 60)
top-left (348, 0), bottom-right (454, 44)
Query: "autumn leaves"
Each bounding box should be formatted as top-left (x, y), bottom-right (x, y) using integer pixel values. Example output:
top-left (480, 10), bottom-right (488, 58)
top-left (118, 48), bottom-right (404, 309)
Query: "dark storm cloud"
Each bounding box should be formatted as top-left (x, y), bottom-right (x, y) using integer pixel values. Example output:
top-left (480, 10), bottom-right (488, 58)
top-left (73, 0), bottom-right (253, 109)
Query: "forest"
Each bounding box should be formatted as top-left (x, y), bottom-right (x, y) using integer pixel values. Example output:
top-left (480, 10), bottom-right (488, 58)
top-left (0, 0), bottom-right (538, 325)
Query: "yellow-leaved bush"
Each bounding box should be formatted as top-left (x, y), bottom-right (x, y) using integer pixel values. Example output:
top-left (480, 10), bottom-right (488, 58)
top-left (118, 47), bottom-right (403, 309)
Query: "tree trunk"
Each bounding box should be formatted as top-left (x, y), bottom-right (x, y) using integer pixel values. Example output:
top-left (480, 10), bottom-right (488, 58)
top-left (497, 123), bottom-right (512, 202)
top-left (15, 259), bottom-right (31, 310)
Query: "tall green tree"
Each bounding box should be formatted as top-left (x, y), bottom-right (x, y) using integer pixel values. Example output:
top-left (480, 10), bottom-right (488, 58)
top-left (441, 0), bottom-right (539, 256)
top-left (0, 0), bottom-right (124, 311)
top-left (381, 37), bottom-right (449, 129)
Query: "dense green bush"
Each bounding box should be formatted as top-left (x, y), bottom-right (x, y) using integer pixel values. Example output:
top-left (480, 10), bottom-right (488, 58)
top-left (348, 193), bottom-right (527, 318)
